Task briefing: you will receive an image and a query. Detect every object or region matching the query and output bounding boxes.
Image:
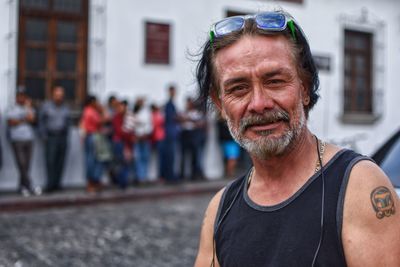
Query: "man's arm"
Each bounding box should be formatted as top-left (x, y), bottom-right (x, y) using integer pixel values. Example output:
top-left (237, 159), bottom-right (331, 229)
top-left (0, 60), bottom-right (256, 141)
top-left (194, 189), bottom-right (224, 267)
top-left (342, 160), bottom-right (400, 267)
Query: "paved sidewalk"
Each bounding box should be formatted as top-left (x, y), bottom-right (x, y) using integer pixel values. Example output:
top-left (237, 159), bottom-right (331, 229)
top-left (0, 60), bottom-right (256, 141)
top-left (0, 179), bottom-right (228, 213)
top-left (0, 193), bottom-right (213, 267)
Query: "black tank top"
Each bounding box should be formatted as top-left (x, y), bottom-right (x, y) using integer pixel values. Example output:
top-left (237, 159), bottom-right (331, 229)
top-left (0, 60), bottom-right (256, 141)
top-left (214, 149), bottom-right (371, 267)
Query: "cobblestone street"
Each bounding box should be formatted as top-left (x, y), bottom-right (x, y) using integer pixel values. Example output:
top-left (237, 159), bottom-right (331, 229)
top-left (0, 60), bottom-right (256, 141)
top-left (0, 193), bottom-right (213, 267)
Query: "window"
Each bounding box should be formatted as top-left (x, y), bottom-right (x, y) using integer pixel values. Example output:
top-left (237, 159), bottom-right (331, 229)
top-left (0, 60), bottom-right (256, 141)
top-left (145, 22), bottom-right (170, 64)
top-left (343, 29), bottom-right (373, 115)
top-left (17, 0), bottom-right (88, 106)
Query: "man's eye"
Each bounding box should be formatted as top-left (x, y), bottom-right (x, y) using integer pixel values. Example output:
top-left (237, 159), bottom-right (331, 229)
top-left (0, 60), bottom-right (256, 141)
top-left (226, 85), bottom-right (247, 94)
top-left (267, 79), bottom-right (284, 85)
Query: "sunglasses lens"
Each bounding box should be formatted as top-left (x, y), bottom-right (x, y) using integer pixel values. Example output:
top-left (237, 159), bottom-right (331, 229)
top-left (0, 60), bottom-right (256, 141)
top-left (255, 13), bottom-right (286, 30)
top-left (215, 17), bottom-right (245, 37)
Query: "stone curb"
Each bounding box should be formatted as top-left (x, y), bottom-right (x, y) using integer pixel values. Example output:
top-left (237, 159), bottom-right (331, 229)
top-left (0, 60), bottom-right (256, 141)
top-left (0, 180), bottom-right (227, 213)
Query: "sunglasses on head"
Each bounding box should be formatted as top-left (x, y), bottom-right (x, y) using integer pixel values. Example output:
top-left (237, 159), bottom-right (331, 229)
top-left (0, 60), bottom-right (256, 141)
top-left (210, 12), bottom-right (297, 43)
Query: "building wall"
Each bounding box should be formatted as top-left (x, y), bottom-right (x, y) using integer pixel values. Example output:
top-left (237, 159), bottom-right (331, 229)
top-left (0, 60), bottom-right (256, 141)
top-left (0, 0), bottom-right (399, 190)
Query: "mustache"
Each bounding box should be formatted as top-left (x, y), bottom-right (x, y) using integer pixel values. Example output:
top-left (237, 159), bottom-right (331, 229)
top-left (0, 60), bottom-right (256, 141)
top-left (239, 110), bottom-right (290, 132)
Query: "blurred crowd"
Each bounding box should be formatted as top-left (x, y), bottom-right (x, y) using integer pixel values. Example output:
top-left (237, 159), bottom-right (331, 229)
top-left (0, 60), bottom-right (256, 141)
top-left (1, 84), bottom-right (245, 196)
top-left (79, 85), bottom-right (208, 193)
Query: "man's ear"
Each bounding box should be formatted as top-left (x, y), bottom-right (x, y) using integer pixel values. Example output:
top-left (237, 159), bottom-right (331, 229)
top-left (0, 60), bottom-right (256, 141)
top-left (300, 81), bottom-right (310, 106)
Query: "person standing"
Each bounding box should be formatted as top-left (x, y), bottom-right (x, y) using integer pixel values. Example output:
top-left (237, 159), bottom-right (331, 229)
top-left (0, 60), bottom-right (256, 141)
top-left (150, 103), bottom-right (165, 181)
top-left (6, 86), bottom-right (40, 196)
top-left (133, 98), bottom-right (153, 184)
top-left (180, 97), bottom-right (205, 181)
top-left (39, 86), bottom-right (70, 193)
top-left (217, 118), bottom-right (241, 178)
top-left (162, 85), bottom-right (180, 182)
top-left (80, 95), bottom-right (107, 193)
top-left (111, 100), bottom-right (132, 189)
top-left (104, 95), bottom-right (119, 185)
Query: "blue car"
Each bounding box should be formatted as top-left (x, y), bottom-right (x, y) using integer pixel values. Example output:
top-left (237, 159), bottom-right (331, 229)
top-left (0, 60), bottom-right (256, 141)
top-left (371, 129), bottom-right (400, 197)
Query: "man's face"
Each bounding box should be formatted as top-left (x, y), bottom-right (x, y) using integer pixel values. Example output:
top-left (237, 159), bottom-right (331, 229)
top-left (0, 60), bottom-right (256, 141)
top-left (169, 87), bottom-right (176, 99)
top-left (52, 87), bottom-right (65, 104)
top-left (16, 93), bottom-right (26, 105)
top-left (213, 35), bottom-right (307, 159)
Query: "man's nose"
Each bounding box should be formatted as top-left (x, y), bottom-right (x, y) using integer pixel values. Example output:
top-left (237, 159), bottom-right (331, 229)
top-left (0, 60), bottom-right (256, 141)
top-left (247, 86), bottom-right (274, 114)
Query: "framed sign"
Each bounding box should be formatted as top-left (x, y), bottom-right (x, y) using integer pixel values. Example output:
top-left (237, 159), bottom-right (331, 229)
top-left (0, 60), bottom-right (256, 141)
top-left (145, 22), bottom-right (170, 64)
top-left (313, 54), bottom-right (332, 72)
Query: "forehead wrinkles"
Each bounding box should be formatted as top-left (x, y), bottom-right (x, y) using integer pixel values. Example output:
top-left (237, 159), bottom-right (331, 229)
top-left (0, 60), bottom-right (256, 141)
top-left (214, 37), bottom-right (262, 77)
top-left (213, 35), bottom-right (298, 89)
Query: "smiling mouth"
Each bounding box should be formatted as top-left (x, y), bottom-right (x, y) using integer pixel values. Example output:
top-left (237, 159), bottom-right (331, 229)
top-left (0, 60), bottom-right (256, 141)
top-left (239, 110), bottom-right (290, 133)
top-left (245, 120), bottom-right (285, 133)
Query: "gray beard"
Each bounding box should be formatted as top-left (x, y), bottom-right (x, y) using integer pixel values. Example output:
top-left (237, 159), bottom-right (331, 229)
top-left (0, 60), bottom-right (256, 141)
top-left (226, 107), bottom-right (305, 160)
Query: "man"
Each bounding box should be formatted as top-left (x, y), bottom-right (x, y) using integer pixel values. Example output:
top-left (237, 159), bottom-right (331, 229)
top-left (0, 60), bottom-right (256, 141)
top-left (180, 97), bottom-right (205, 181)
top-left (111, 100), bottom-right (131, 188)
top-left (194, 10), bottom-right (400, 267)
top-left (7, 86), bottom-right (40, 196)
top-left (107, 95), bottom-right (118, 118)
top-left (39, 86), bottom-right (70, 193)
top-left (103, 95), bottom-right (119, 186)
top-left (162, 85), bottom-right (180, 182)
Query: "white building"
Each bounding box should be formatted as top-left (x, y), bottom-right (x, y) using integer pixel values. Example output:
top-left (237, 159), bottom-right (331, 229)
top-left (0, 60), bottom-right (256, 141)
top-left (0, 0), bottom-right (399, 190)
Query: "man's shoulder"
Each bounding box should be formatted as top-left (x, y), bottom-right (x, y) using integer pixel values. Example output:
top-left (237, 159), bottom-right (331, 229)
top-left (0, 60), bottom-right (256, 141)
top-left (215, 175), bottom-right (247, 211)
top-left (342, 155), bottom-right (400, 265)
top-left (207, 175), bottom-right (247, 211)
top-left (343, 158), bottom-right (398, 224)
top-left (347, 160), bottom-right (390, 189)
top-left (323, 144), bottom-right (370, 170)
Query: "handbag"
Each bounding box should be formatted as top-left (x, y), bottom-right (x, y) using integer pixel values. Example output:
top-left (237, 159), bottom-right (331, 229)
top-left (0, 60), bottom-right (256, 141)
top-left (93, 133), bottom-right (113, 162)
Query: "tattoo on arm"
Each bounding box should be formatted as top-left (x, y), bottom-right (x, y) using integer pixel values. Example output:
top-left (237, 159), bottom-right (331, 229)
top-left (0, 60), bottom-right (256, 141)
top-left (370, 186), bottom-right (396, 219)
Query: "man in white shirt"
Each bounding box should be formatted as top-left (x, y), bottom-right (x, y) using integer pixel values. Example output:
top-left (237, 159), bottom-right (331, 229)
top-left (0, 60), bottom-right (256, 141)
top-left (133, 98), bottom-right (153, 184)
top-left (7, 86), bottom-right (40, 196)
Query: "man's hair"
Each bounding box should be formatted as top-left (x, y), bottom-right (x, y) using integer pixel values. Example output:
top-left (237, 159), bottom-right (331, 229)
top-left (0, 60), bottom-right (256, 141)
top-left (195, 10), bottom-right (320, 117)
top-left (168, 85), bottom-right (176, 94)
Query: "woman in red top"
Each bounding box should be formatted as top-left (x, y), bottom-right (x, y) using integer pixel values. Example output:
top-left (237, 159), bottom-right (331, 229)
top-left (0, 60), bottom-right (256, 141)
top-left (151, 103), bottom-right (165, 181)
top-left (80, 95), bottom-right (105, 192)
